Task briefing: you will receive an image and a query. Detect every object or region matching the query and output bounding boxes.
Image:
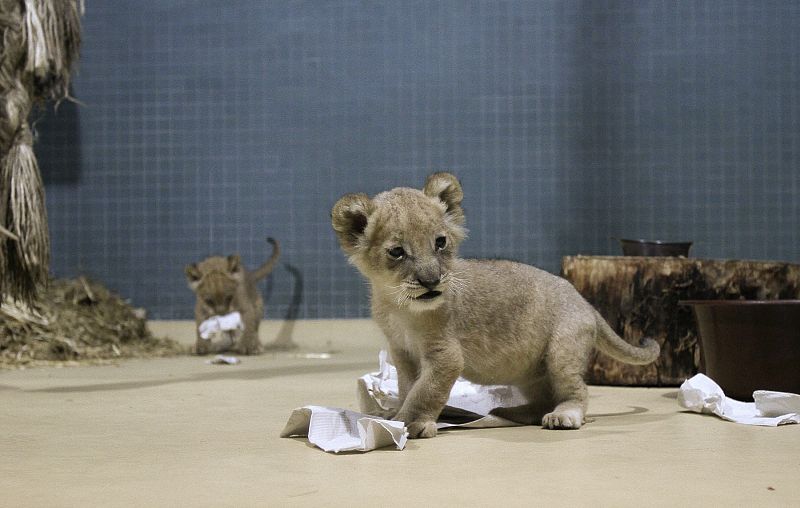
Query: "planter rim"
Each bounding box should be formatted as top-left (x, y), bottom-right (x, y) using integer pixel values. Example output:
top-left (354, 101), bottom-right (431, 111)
top-left (679, 299), bottom-right (800, 306)
top-left (619, 239), bottom-right (693, 246)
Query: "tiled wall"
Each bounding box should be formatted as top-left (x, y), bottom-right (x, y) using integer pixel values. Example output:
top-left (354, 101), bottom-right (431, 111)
top-left (39, 1), bottom-right (800, 319)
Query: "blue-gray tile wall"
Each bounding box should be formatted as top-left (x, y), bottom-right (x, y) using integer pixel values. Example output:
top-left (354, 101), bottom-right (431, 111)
top-left (38, 1), bottom-right (800, 319)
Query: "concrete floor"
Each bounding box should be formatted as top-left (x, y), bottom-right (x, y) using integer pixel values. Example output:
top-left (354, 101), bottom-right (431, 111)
top-left (1, 320), bottom-right (798, 507)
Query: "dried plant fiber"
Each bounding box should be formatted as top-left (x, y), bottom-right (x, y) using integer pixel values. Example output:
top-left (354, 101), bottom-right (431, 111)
top-left (1, 277), bottom-right (185, 369)
top-left (1, 0), bottom-right (82, 304)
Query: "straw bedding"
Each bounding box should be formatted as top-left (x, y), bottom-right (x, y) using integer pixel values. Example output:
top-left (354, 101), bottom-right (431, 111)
top-left (1, 277), bottom-right (185, 368)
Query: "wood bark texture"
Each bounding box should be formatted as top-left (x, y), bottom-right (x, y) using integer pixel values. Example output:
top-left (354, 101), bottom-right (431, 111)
top-left (561, 256), bottom-right (800, 386)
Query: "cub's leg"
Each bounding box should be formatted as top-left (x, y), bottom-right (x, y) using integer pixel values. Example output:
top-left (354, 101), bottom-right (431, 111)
top-left (541, 325), bottom-right (592, 429)
top-left (194, 331), bottom-right (210, 355)
top-left (194, 316), bottom-right (211, 355)
top-left (235, 323), bottom-right (261, 355)
top-left (542, 375), bottom-right (587, 429)
top-left (389, 345), bottom-right (420, 403)
top-left (235, 312), bottom-right (262, 355)
top-left (393, 345), bottom-right (462, 438)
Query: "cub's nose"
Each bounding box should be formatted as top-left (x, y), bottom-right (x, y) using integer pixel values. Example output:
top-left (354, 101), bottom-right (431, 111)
top-left (417, 277), bottom-right (440, 290)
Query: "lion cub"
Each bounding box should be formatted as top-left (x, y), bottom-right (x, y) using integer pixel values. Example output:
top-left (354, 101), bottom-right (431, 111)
top-left (185, 238), bottom-right (280, 355)
top-left (332, 173), bottom-right (659, 438)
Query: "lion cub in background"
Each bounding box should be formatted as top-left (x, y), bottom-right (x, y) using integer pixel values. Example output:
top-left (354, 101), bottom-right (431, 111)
top-left (332, 173), bottom-right (659, 438)
top-left (185, 238), bottom-right (280, 355)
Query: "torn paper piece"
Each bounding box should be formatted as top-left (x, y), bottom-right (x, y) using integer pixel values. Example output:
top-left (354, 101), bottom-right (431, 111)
top-left (357, 350), bottom-right (400, 416)
top-left (293, 353), bottom-right (333, 360)
top-left (284, 351), bottom-right (528, 453)
top-left (357, 350), bottom-right (526, 429)
top-left (678, 374), bottom-right (800, 426)
top-left (280, 406), bottom-right (407, 453)
top-left (754, 390), bottom-right (800, 416)
top-left (205, 355), bottom-right (240, 365)
top-left (199, 312), bottom-right (244, 340)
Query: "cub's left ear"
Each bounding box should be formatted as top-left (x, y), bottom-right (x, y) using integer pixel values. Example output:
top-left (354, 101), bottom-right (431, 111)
top-left (423, 172), bottom-right (464, 224)
top-left (185, 264), bottom-right (201, 284)
top-left (227, 254), bottom-right (242, 274)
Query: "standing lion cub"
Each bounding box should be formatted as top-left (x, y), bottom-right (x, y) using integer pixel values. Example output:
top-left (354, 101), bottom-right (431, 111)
top-left (185, 237), bottom-right (280, 355)
top-left (331, 172), bottom-right (659, 438)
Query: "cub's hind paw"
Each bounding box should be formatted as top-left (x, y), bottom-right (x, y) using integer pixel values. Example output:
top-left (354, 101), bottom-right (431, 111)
top-left (406, 420), bottom-right (438, 439)
top-left (542, 409), bottom-right (584, 430)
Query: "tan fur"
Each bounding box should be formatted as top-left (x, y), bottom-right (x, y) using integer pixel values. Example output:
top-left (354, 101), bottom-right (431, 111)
top-left (185, 238), bottom-right (280, 355)
top-left (332, 173), bottom-right (659, 438)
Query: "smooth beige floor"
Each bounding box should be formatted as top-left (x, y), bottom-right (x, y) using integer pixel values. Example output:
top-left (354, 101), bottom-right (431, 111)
top-left (1, 320), bottom-right (798, 507)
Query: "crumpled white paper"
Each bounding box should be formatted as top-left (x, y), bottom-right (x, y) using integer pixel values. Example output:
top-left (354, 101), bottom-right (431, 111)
top-left (199, 312), bottom-right (243, 340)
top-left (205, 354), bottom-right (240, 365)
top-left (280, 406), bottom-right (407, 453)
top-left (678, 374), bottom-right (800, 426)
top-left (357, 350), bottom-right (527, 429)
top-left (280, 351), bottom-right (526, 453)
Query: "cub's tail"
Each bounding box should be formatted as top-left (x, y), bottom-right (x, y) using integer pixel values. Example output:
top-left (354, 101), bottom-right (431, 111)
top-left (251, 237), bottom-right (280, 281)
top-left (594, 310), bottom-right (660, 365)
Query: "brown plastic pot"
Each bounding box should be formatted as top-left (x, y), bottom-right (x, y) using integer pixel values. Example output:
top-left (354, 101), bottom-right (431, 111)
top-left (681, 300), bottom-right (800, 400)
top-left (619, 238), bottom-right (692, 257)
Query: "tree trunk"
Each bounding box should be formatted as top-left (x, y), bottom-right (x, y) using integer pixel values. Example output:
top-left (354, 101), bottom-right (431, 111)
top-left (561, 256), bottom-right (800, 386)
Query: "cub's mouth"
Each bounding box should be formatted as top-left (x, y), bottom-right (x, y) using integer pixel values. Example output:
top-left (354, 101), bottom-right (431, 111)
top-left (413, 290), bottom-right (442, 301)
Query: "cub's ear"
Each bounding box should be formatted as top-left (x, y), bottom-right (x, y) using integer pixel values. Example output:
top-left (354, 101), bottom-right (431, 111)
top-left (331, 193), bottom-right (373, 254)
top-left (227, 254), bottom-right (242, 274)
top-left (423, 172), bottom-right (464, 224)
top-left (185, 264), bottom-right (201, 287)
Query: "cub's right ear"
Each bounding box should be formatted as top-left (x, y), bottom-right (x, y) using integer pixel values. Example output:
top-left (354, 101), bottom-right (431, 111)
top-left (331, 193), bottom-right (373, 254)
top-left (185, 264), bottom-right (201, 288)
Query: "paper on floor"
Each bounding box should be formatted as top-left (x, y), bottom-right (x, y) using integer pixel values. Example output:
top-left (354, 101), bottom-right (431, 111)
top-left (357, 350), bottom-right (527, 430)
top-left (280, 406), bottom-right (407, 453)
top-left (198, 312), bottom-right (243, 340)
top-left (678, 374), bottom-right (800, 426)
top-left (205, 354), bottom-right (240, 365)
top-left (281, 351), bottom-right (526, 453)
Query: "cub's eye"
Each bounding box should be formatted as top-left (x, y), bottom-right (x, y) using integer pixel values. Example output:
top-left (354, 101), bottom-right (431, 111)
top-left (204, 298), bottom-right (214, 307)
top-left (388, 246), bottom-right (405, 259)
top-left (435, 236), bottom-right (447, 251)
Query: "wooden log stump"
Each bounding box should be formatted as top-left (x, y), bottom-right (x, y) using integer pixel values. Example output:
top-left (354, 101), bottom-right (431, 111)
top-left (561, 256), bottom-right (800, 386)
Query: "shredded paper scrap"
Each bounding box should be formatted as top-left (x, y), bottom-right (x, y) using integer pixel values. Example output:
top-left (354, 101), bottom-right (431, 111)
top-left (281, 351), bottom-right (524, 453)
top-left (678, 374), bottom-right (800, 426)
top-left (198, 312), bottom-right (243, 340)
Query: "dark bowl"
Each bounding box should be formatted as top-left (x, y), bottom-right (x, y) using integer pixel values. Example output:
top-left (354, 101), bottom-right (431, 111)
top-left (619, 238), bottom-right (692, 257)
top-left (680, 300), bottom-right (800, 400)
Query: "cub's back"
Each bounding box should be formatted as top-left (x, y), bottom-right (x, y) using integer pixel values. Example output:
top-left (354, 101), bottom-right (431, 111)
top-left (452, 258), bottom-right (591, 335)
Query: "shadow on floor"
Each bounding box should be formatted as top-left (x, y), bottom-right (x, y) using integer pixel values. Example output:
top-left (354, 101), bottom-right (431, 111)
top-left (264, 263), bottom-right (303, 350)
top-left (21, 360), bottom-right (374, 394)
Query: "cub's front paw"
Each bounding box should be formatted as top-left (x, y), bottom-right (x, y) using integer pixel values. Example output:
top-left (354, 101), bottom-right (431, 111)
top-left (194, 341), bottom-right (210, 356)
top-left (235, 342), bottom-right (262, 355)
top-left (406, 420), bottom-right (438, 439)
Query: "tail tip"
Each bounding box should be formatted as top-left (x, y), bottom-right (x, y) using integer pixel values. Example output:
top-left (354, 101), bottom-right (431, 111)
top-left (639, 337), bottom-right (656, 347)
top-left (639, 337), bottom-right (661, 359)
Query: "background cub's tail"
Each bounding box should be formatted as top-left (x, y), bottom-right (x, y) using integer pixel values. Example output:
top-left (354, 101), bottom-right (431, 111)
top-left (594, 310), bottom-right (660, 365)
top-left (252, 237), bottom-right (281, 281)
